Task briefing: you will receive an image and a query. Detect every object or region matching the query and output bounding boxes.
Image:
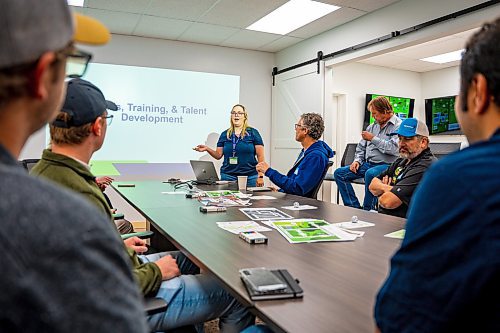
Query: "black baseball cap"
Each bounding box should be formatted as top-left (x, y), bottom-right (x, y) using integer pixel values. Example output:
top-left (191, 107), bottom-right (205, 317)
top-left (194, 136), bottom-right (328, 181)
top-left (53, 78), bottom-right (117, 128)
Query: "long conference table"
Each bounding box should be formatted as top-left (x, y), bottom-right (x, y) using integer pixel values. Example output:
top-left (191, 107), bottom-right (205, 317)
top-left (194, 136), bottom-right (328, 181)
top-left (113, 180), bottom-right (405, 333)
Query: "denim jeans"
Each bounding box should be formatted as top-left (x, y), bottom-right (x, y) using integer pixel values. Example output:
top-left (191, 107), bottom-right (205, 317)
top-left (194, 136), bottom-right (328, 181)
top-left (220, 173), bottom-right (258, 187)
top-left (140, 251), bottom-right (255, 333)
top-left (334, 162), bottom-right (389, 210)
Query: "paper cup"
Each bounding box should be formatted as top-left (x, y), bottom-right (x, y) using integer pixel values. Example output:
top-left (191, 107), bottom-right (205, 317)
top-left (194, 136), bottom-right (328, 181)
top-left (237, 176), bottom-right (248, 190)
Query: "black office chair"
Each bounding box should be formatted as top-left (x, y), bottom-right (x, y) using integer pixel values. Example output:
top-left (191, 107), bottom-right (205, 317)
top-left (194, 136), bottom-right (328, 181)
top-left (428, 142), bottom-right (461, 159)
top-left (307, 160), bottom-right (334, 199)
top-left (324, 143), bottom-right (362, 204)
top-left (21, 158), bottom-right (40, 172)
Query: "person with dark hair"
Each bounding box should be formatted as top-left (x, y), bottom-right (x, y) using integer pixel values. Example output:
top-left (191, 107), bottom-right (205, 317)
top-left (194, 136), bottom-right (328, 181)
top-left (256, 113), bottom-right (334, 197)
top-left (0, 1), bottom-right (148, 332)
top-left (375, 17), bottom-right (500, 332)
top-left (194, 104), bottom-right (265, 187)
top-left (32, 79), bottom-right (255, 333)
top-left (334, 96), bottom-right (402, 210)
top-left (369, 118), bottom-right (436, 218)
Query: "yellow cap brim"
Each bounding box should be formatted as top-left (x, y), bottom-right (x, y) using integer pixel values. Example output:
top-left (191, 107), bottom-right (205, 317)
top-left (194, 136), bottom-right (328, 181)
top-left (73, 13), bottom-right (110, 45)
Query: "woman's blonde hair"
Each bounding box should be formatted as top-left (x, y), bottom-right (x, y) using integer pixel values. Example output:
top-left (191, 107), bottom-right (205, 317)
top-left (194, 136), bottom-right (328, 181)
top-left (227, 104), bottom-right (249, 138)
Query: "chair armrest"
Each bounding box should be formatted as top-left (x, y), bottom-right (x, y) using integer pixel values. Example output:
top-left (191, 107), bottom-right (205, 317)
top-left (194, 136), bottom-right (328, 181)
top-left (121, 230), bottom-right (154, 240)
top-left (144, 297), bottom-right (167, 315)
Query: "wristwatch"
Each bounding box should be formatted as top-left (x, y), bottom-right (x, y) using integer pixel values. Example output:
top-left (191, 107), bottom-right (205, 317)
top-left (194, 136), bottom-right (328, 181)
top-left (258, 175), bottom-right (264, 178)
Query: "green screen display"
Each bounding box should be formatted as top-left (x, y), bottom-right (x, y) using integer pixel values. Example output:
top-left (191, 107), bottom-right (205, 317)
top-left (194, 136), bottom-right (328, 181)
top-left (425, 96), bottom-right (460, 135)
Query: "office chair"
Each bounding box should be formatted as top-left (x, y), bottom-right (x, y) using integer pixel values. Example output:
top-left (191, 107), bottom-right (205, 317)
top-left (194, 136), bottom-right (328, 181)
top-left (324, 143), bottom-right (362, 204)
top-left (21, 158), bottom-right (40, 172)
top-left (308, 160), bottom-right (334, 199)
top-left (428, 142), bottom-right (461, 159)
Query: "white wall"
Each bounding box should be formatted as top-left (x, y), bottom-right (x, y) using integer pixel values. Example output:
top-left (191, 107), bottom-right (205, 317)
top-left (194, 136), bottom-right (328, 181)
top-left (20, 34), bottom-right (275, 160)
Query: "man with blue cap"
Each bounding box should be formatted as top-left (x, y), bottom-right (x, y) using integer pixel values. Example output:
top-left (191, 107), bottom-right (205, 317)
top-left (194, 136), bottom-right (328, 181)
top-left (369, 118), bottom-right (436, 218)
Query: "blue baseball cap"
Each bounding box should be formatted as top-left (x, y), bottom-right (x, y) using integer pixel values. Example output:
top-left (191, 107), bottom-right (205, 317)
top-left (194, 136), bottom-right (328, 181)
top-left (52, 79), bottom-right (117, 128)
top-left (390, 118), bottom-right (429, 137)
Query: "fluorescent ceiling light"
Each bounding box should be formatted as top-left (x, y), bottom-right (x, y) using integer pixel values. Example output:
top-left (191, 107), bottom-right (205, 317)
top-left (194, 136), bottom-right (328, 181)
top-left (246, 0), bottom-right (340, 35)
top-left (420, 49), bottom-right (464, 64)
top-left (68, 0), bottom-right (84, 7)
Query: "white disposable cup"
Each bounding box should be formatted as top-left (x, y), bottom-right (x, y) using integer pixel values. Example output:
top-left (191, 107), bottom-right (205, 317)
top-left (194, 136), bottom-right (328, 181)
top-left (237, 176), bottom-right (248, 190)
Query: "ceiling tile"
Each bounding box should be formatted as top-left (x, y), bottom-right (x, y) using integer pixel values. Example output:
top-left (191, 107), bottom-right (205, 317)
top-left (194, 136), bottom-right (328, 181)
top-left (134, 16), bottom-right (192, 40)
top-left (82, 8), bottom-right (141, 35)
top-left (85, 0), bottom-right (151, 14)
top-left (318, 0), bottom-right (400, 12)
top-left (198, 0), bottom-right (288, 28)
top-left (220, 30), bottom-right (282, 50)
top-left (258, 36), bottom-right (304, 53)
top-left (178, 22), bottom-right (240, 45)
top-left (390, 37), bottom-right (466, 59)
top-left (288, 7), bottom-right (366, 39)
top-left (144, 0), bottom-right (218, 20)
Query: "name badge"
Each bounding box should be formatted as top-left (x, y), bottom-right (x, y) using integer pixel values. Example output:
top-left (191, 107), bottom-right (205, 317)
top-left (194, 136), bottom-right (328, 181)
top-left (229, 157), bottom-right (238, 165)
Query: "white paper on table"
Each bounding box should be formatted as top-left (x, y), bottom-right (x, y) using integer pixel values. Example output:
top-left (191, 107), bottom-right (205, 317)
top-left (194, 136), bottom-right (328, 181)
top-left (333, 221), bottom-right (375, 229)
top-left (250, 195), bottom-right (277, 200)
top-left (319, 225), bottom-right (359, 241)
top-left (215, 221), bottom-right (272, 234)
top-left (161, 191), bottom-right (188, 194)
top-left (281, 205), bottom-right (317, 211)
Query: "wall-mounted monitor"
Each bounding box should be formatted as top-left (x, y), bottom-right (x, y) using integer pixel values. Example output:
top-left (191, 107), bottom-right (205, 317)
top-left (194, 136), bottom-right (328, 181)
top-left (424, 96), bottom-right (462, 135)
top-left (364, 94), bottom-right (414, 129)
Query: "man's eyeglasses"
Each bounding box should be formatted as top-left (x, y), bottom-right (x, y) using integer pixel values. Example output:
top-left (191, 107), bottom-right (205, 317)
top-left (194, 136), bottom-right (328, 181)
top-left (294, 123), bottom-right (306, 130)
top-left (231, 111), bottom-right (245, 116)
top-left (60, 49), bottom-right (93, 78)
top-left (103, 115), bottom-right (114, 126)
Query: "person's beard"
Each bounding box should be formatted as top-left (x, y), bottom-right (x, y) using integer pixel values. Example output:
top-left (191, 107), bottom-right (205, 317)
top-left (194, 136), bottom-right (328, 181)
top-left (400, 147), bottom-right (421, 160)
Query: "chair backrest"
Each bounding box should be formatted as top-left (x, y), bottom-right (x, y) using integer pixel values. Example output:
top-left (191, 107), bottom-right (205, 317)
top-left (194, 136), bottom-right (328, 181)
top-left (21, 158), bottom-right (40, 172)
top-left (341, 143), bottom-right (358, 167)
top-left (308, 160), bottom-right (334, 199)
top-left (428, 142), bottom-right (461, 160)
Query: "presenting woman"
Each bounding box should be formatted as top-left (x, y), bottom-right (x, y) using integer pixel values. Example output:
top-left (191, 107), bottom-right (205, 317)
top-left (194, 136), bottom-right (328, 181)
top-left (194, 104), bottom-right (265, 187)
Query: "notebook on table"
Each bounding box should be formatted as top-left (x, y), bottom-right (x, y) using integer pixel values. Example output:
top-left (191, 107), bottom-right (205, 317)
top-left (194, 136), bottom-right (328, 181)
top-left (239, 268), bottom-right (303, 301)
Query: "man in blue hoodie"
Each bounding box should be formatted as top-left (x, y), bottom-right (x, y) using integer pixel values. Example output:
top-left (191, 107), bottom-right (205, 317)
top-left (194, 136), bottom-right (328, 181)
top-left (256, 113), bottom-right (334, 198)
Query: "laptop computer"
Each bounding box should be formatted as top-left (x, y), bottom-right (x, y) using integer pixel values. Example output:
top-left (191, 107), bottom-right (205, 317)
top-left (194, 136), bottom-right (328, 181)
top-left (189, 160), bottom-right (220, 184)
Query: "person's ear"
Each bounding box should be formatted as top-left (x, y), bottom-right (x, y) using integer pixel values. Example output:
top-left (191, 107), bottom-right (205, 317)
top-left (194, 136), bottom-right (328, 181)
top-left (91, 117), bottom-right (104, 136)
top-left (30, 52), bottom-right (57, 99)
top-left (471, 73), bottom-right (490, 115)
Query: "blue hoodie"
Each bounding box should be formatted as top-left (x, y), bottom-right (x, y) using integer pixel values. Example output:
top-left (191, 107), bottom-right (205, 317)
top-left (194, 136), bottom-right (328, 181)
top-left (265, 140), bottom-right (334, 197)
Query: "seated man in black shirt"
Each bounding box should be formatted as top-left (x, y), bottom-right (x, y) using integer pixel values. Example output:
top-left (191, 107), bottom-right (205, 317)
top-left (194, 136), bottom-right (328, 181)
top-left (369, 118), bottom-right (436, 218)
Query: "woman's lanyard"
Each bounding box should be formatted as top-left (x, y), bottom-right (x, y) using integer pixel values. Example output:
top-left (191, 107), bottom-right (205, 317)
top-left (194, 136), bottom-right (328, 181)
top-left (231, 133), bottom-right (241, 157)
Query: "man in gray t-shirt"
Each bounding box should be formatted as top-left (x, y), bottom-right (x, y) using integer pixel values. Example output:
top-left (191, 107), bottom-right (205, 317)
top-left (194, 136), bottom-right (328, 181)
top-left (334, 96), bottom-right (401, 210)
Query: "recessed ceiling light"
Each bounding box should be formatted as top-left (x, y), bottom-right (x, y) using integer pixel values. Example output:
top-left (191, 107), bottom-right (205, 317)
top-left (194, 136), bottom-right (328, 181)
top-left (246, 0), bottom-right (340, 35)
top-left (67, 0), bottom-right (84, 7)
top-left (420, 49), bottom-right (464, 64)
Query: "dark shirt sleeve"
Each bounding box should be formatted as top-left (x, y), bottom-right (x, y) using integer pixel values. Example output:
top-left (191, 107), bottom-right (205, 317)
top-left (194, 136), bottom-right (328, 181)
top-left (389, 164), bottom-right (428, 206)
top-left (216, 131), bottom-right (226, 148)
top-left (250, 128), bottom-right (264, 146)
top-left (266, 154), bottom-right (326, 196)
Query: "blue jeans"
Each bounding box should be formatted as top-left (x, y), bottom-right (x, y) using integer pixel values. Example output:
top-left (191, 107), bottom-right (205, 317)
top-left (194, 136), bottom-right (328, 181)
top-left (220, 173), bottom-right (258, 187)
top-left (334, 163), bottom-right (389, 210)
top-left (140, 251), bottom-right (255, 332)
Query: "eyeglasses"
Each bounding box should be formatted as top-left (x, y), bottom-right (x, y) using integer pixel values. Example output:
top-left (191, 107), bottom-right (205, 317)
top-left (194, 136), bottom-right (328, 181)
top-left (231, 111), bottom-right (245, 116)
top-left (60, 49), bottom-right (93, 78)
top-left (294, 123), bottom-right (306, 130)
top-left (103, 115), bottom-right (114, 126)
